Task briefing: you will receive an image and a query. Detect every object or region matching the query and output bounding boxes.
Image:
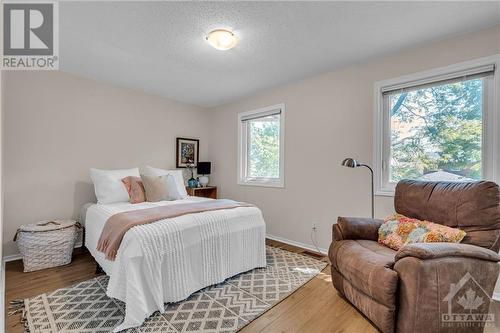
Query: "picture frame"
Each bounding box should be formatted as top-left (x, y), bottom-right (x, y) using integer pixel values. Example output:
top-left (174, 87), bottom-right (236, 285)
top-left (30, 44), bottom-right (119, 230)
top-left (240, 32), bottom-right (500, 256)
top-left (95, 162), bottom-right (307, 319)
top-left (176, 137), bottom-right (199, 168)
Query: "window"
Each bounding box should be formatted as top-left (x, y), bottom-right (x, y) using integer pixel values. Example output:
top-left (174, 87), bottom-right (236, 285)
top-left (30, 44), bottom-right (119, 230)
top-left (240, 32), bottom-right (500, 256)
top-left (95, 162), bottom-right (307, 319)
top-left (238, 104), bottom-right (285, 187)
top-left (374, 57), bottom-right (500, 195)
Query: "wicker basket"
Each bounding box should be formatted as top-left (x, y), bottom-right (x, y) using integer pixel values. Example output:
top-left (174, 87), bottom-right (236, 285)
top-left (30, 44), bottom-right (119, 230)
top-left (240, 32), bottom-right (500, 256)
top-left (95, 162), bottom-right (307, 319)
top-left (14, 219), bottom-right (81, 272)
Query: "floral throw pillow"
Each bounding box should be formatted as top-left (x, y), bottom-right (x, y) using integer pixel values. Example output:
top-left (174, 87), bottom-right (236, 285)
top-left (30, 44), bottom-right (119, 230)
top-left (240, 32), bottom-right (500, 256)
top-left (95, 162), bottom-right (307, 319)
top-left (378, 213), bottom-right (466, 251)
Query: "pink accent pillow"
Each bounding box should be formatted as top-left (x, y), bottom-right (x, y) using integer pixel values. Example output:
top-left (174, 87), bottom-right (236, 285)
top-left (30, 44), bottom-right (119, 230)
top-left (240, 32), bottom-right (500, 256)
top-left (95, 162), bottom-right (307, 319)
top-left (122, 176), bottom-right (146, 204)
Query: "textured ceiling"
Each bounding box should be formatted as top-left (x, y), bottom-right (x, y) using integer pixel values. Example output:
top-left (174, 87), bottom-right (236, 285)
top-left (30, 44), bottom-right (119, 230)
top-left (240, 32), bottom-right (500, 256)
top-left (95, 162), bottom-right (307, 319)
top-left (60, 2), bottom-right (500, 107)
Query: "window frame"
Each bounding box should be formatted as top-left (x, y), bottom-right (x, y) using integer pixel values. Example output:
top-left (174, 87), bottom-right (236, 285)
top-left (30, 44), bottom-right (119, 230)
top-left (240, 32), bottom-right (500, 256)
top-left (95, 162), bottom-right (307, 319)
top-left (237, 103), bottom-right (285, 188)
top-left (373, 55), bottom-right (500, 196)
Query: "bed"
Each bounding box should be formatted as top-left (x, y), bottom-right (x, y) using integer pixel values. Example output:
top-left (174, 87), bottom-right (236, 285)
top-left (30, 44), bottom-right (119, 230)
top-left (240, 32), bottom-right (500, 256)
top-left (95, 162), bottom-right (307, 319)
top-left (84, 196), bottom-right (266, 332)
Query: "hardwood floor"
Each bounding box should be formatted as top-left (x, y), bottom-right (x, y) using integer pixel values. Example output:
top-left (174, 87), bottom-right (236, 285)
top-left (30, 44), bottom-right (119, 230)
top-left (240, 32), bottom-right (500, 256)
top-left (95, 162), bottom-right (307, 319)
top-left (5, 247), bottom-right (98, 332)
top-left (4, 240), bottom-right (500, 332)
top-left (240, 240), bottom-right (378, 333)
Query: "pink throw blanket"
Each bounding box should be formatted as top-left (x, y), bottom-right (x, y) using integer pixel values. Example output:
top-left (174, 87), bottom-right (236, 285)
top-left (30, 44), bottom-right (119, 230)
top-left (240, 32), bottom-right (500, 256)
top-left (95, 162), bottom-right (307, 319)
top-left (97, 199), bottom-right (252, 260)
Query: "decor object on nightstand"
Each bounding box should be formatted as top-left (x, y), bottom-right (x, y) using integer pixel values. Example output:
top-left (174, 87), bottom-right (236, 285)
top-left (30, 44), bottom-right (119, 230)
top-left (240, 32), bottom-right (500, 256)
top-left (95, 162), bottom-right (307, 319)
top-left (341, 157), bottom-right (374, 218)
top-left (186, 163), bottom-right (197, 188)
top-left (14, 219), bottom-right (81, 272)
top-left (197, 162), bottom-right (211, 187)
top-left (186, 186), bottom-right (217, 199)
top-left (176, 137), bottom-right (199, 168)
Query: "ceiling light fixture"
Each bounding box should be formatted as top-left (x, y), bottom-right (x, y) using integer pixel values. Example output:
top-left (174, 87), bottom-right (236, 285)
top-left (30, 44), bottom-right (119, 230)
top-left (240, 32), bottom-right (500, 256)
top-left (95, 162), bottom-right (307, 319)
top-left (205, 29), bottom-right (238, 51)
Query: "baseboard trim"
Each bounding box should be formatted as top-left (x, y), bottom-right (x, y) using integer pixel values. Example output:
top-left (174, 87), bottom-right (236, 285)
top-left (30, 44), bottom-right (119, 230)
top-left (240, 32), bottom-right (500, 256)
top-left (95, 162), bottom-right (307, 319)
top-left (3, 242), bottom-right (83, 263)
top-left (266, 234), bottom-right (328, 255)
top-left (2, 253), bottom-right (21, 263)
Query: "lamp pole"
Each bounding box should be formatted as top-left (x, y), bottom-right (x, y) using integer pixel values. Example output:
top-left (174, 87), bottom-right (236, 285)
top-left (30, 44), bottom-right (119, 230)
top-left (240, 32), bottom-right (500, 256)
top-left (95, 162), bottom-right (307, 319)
top-left (341, 158), bottom-right (375, 219)
top-left (359, 164), bottom-right (374, 219)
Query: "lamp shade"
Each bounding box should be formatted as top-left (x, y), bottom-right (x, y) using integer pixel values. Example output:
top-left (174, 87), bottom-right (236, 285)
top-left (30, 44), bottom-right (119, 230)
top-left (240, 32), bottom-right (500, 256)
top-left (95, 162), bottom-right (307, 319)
top-left (197, 162), bottom-right (211, 175)
top-left (341, 158), bottom-right (359, 168)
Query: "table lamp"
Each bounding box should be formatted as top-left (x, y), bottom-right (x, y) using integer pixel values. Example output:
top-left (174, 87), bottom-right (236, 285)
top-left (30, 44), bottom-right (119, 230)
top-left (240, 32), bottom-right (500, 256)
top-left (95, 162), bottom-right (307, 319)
top-left (197, 162), bottom-right (211, 187)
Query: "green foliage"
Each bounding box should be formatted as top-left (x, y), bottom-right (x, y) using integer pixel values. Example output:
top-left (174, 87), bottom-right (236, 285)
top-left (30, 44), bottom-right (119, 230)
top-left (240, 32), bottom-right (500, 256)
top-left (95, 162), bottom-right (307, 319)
top-left (390, 78), bottom-right (482, 181)
top-left (248, 117), bottom-right (280, 178)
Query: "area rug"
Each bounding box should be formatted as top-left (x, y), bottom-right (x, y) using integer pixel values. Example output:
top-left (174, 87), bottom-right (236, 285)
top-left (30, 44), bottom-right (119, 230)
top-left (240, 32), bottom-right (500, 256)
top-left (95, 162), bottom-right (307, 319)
top-left (18, 246), bottom-right (327, 332)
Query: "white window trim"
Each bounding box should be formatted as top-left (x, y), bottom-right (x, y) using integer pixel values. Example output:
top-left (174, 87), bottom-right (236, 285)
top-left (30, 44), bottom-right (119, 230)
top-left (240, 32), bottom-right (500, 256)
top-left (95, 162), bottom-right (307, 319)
top-left (237, 103), bottom-right (285, 188)
top-left (373, 55), bottom-right (500, 196)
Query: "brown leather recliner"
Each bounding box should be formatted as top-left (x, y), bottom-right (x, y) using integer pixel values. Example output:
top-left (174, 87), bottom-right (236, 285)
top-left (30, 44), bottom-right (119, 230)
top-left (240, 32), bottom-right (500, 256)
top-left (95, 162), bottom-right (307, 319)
top-left (329, 180), bottom-right (500, 333)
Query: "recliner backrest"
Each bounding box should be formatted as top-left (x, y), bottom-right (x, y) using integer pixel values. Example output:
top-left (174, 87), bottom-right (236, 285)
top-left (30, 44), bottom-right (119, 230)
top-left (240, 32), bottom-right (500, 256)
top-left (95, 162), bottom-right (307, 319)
top-left (394, 180), bottom-right (500, 252)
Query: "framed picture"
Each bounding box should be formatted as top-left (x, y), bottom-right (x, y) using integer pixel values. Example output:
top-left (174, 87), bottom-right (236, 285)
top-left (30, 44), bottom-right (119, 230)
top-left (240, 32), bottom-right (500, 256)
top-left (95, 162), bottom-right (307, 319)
top-left (176, 137), bottom-right (199, 168)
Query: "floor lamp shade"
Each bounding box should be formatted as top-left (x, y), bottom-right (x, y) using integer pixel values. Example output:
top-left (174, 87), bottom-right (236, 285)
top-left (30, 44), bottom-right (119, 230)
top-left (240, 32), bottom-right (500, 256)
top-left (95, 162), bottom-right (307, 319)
top-left (341, 158), bottom-right (359, 168)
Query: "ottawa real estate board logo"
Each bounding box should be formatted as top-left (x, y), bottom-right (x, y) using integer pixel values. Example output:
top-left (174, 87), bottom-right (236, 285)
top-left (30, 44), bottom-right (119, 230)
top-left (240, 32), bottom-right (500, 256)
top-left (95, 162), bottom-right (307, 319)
top-left (442, 272), bottom-right (495, 329)
top-left (2, 1), bottom-right (59, 70)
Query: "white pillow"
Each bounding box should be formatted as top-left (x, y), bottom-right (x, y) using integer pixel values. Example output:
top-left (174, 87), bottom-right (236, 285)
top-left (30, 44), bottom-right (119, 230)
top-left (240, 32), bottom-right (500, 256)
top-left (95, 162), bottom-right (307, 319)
top-left (143, 166), bottom-right (188, 198)
top-left (164, 174), bottom-right (183, 200)
top-left (141, 174), bottom-right (183, 202)
top-left (90, 168), bottom-right (140, 204)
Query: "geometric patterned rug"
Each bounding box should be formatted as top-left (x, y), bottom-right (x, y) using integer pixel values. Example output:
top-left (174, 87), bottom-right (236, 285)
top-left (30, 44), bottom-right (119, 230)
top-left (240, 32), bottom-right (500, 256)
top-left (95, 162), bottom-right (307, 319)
top-left (20, 246), bottom-right (327, 332)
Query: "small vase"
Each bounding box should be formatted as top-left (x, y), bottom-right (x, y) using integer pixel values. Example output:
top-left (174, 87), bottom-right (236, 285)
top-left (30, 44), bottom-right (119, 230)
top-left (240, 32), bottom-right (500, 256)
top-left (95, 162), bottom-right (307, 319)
top-left (188, 178), bottom-right (197, 188)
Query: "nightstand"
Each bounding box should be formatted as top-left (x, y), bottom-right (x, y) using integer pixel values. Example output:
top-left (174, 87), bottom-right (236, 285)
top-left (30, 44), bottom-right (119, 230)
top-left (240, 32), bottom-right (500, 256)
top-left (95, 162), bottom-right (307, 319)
top-left (186, 186), bottom-right (217, 199)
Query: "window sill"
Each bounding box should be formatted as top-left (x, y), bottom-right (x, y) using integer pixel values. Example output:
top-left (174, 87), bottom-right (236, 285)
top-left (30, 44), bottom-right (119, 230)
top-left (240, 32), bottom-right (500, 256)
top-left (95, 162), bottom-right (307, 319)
top-left (375, 190), bottom-right (395, 197)
top-left (375, 184), bottom-right (396, 197)
top-left (237, 180), bottom-right (284, 188)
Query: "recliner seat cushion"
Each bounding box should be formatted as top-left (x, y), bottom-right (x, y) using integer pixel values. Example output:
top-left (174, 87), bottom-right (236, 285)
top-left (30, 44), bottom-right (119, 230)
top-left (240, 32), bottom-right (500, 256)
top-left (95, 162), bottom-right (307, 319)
top-left (330, 239), bottom-right (398, 308)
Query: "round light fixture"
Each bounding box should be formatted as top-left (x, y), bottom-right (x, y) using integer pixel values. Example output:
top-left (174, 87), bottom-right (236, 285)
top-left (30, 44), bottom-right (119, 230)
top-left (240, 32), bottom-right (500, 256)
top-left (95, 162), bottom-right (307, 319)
top-left (205, 29), bottom-right (238, 51)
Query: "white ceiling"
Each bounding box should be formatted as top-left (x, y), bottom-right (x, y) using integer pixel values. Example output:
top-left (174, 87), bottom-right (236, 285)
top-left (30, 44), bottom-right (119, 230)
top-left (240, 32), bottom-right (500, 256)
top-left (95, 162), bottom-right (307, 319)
top-left (60, 1), bottom-right (500, 108)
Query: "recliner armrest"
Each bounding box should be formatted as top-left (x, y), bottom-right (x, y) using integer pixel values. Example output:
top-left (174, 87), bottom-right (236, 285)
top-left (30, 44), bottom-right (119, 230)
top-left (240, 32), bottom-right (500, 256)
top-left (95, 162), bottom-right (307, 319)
top-left (395, 242), bottom-right (500, 262)
top-left (393, 242), bottom-right (500, 332)
top-left (333, 216), bottom-right (383, 241)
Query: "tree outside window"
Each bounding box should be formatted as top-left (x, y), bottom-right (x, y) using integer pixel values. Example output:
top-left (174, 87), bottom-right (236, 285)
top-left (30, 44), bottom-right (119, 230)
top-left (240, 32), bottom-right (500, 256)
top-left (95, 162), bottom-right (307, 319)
top-left (389, 78), bottom-right (483, 182)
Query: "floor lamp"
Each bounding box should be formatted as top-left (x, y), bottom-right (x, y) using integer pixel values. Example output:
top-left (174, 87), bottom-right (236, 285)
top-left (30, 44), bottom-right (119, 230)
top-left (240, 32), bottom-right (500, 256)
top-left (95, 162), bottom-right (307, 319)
top-left (341, 158), bottom-right (374, 218)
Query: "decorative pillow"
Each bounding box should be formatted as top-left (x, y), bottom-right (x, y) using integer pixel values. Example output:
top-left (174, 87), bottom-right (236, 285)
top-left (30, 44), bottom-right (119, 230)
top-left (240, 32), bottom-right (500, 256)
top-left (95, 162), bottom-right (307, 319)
top-left (90, 168), bottom-right (140, 204)
top-left (122, 176), bottom-right (146, 204)
top-left (378, 213), bottom-right (466, 251)
top-left (141, 174), bottom-right (183, 202)
top-left (142, 166), bottom-right (188, 198)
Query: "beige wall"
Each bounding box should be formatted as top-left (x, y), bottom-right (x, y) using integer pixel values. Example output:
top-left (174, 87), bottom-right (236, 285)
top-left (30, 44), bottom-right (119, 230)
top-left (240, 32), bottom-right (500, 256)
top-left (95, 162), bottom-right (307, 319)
top-left (3, 71), bottom-right (210, 256)
top-left (209, 25), bottom-right (500, 252)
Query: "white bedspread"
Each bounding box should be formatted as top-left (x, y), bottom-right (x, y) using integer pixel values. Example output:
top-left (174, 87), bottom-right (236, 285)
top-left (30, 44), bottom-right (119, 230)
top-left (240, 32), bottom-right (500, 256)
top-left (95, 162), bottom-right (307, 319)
top-left (84, 197), bottom-right (266, 332)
